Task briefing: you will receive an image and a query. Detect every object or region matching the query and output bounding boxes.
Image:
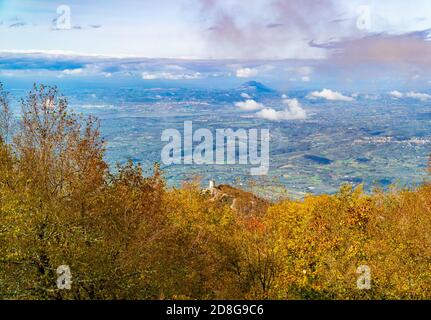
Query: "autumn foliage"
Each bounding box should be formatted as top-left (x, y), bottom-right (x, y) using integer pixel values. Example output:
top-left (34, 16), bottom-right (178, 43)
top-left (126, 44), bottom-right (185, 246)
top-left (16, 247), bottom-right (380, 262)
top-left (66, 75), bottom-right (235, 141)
top-left (1, 84), bottom-right (431, 299)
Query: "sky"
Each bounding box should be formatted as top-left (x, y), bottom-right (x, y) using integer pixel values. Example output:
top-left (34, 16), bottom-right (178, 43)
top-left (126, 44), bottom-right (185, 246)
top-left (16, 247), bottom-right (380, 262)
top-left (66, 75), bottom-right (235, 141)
top-left (1, 0), bottom-right (431, 88)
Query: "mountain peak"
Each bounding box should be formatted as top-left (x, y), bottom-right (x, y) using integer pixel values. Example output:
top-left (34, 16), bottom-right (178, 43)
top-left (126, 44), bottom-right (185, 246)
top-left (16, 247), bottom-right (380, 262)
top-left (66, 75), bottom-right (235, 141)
top-left (239, 81), bottom-right (274, 93)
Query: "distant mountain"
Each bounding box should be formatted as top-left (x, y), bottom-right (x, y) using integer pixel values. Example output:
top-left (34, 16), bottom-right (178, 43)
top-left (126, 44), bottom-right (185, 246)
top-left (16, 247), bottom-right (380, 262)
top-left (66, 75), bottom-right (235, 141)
top-left (239, 81), bottom-right (274, 93)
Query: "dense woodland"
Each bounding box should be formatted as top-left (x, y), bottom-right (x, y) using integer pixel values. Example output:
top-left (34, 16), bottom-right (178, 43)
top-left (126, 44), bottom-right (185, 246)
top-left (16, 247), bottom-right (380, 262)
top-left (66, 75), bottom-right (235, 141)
top-left (0, 83), bottom-right (431, 299)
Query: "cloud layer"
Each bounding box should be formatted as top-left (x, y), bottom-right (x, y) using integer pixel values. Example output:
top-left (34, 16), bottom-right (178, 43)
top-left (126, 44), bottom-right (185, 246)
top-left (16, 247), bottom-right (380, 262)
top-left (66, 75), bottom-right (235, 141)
top-left (307, 89), bottom-right (354, 102)
top-left (235, 99), bottom-right (264, 111)
top-left (142, 71), bottom-right (201, 80)
top-left (234, 94), bottom-right (307, 121)
top-left (198, 0), bottom-right (347, 59)
top-left (389, 90), bottom-right (431, 101)
top-left (317, 30), bottom-right (431, 70)
top-left (255, 98), bottom-right (307, 121)
top-left (236, 67), bottom-right (259, 78)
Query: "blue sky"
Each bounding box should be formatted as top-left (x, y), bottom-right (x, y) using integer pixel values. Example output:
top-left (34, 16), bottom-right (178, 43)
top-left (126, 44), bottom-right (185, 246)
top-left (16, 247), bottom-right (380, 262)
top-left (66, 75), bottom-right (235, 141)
top-left (1, 0), bottom-right (431, 58)
top-left (1, 0), bottom-right (431, 88)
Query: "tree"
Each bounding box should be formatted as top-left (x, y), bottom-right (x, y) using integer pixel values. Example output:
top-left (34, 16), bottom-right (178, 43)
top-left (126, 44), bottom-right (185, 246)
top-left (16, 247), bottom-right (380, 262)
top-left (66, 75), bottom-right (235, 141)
top-left (14, 84), bottom-right (107, 199)
top-left (0, 84), bottom-right (109, 299)
top-left (0, 83), bottom-right (12, 143)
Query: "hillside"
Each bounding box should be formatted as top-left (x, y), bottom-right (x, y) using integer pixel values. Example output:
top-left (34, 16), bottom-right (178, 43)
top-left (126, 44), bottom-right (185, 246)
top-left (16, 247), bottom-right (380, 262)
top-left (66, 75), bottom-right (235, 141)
top-left (1, 84), bottom-right (431, 300)
top-left (204, 181), bottom-right (270, 216)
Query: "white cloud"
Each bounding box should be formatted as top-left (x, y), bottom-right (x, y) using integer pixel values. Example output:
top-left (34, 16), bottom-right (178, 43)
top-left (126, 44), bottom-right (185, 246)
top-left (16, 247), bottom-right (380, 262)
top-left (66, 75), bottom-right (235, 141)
top-left (283, 98), bottom-right (307, 119)
top-left (81, 104), bottom-right (114, 109)
top-left (240, 92), bottom-right (251, 99)
top-left (256, 108), bottom-right (284, 121)
top-left (389, 90), bottom-right (404, 98)
top-left (0, 70), bottom-right (16, 77)
top-left (236, 67), bottom-right (258, 78)
top-left (62, 68), bottom-right (84, 75)
top-left (286, 66), bottom-right (313, 82)
top-left (0, 49), bottom-right (135, 59)
top-left (405, 91), bottom-right (431, 101)
top-left (288, 66), bottom-right (313, 76)
top-left (235, 99), bottom-right (264, 111)
top-left (164, 64), bottom-right (186, 71)
top-left (57, 66), bottom-right (116, 78)
top-left (297, 66), bottom-right (313, 75)
top-left (142, 71), bottom-right (201, 80)
top-left (255, 98), bottom-right (307, 121)
top-left (141, 72), bottom-right (159, 80)
top-left (389, 90), bottom-right (431, 101)
top-left (306, 89), bottom-right (354, 102)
